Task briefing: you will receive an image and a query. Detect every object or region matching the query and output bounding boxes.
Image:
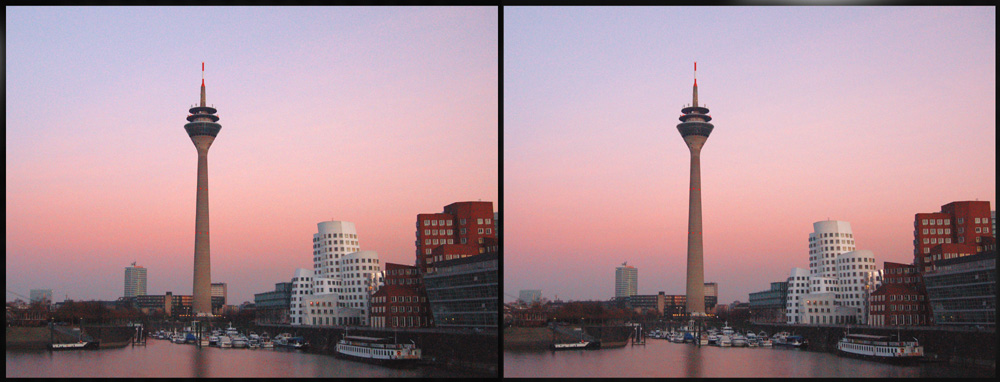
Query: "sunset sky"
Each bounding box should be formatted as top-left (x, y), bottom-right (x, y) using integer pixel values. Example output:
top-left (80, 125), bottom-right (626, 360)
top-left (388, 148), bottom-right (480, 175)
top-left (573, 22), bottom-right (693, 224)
top-left (504, 6), bottom-right (995, 304)
top-left (5, 6), bottom-right (498, 304)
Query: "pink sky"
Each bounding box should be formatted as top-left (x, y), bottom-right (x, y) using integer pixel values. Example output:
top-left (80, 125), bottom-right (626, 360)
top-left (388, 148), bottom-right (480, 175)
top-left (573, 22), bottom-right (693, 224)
top-left (504, 7), bottom-right (995, 304)
top-left (6, 7), bottom-right (497, 304)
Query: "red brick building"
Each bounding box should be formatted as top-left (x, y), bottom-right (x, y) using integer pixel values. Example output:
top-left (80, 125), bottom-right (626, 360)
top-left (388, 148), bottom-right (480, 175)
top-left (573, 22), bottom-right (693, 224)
top-left (370, 263), bottom-right (433, 328)
top-left (868, 262), bottom-right (931, 326)
top-left (416, 201), bottom-right (496, 274)
top-left (913, 201), bottom-right (995, 273)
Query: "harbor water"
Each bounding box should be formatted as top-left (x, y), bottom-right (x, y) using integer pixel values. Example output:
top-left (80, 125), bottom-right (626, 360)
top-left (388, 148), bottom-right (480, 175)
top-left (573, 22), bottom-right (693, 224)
top-left (504, 338), bottom-right (995, 378)
top-left (6, 336), bottom-right (473, 378)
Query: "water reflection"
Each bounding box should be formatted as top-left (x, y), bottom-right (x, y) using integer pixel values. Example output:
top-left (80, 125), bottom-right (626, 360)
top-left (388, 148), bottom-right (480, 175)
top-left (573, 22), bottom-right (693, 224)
top-left (683, 344), bottom-right (701, 377)
top-left (193, 345), bottom-right (208, 377)
top-left (505, 339), bottom-right (994, 378)
top-left (6, 339), bottom-right (471, 378)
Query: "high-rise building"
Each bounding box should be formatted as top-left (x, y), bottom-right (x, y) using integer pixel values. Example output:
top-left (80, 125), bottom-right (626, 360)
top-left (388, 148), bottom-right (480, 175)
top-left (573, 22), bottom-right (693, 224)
top-left (676, 62), bottom-right (713, 317)
top-left (184, 62), bottom-right (222, 316)
top-left (124, 263), bottom-right (147, 298)
top-left (914, 201), bottom-right (995, 273)
top-left (615, 262), bottom-right (638, 298)
top-left (30, 289), bottom-right (53, 304)
top-left (211, 282), bottom-right (227, 306)
top-left (519, 290), bottom-right (542, 304)
top-left (416, 201), bottom-right (496, 274)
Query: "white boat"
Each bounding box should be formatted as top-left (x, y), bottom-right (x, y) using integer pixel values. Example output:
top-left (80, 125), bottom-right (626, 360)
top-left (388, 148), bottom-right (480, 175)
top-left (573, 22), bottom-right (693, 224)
top-left (718, 334), bottom-right (732, 347)
top-left (219, 335), bottom-right (232, 348)
top-left (336, 335), bottom-right (421, 365)
top-left (838, 333), bottom-right (923, 364)
top-left (231, 335), bottom-right (248, 348)
top-left (746, 332), bottom-right (758, 347)
top-left (261, 339), bottom-right (274, 348)
top-left (757, 331), bottom-right (773, 347)
top-left (731, 333), bottom-right (747, 347)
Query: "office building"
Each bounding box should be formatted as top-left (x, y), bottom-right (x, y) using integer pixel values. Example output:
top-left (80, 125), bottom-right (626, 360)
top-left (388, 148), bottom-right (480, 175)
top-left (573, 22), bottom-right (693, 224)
top-left (211, 282), bottom-right (227, 306)
top-left (615, 262), bottom-right (638, 298)
top-left (371, 263), bottom-right (432, 328)
top-left (789, 220), bottom-right (875, 324)
top-left (416, 201), bottom-right (496, 274)
top-left (924, 251), bottom-right (995, 328)
top-left (424, 252), bottom-right (497, 329)
top-left (749, 282), bottom-right (788, 323)
top-left (304, 220), bottom-right (383, 326)
top-left (254, 282), bottom-right (292, 325)
top-left (519, 290), bottom-right (542, 304)
top-left (868, 262), bottom-right (930, 326)
top-left (29, 289), bottom-right (53, 305)
top-left (914, 201), bottom-right (995, 273)
top-left (124, 263), bottom-right (147, 298)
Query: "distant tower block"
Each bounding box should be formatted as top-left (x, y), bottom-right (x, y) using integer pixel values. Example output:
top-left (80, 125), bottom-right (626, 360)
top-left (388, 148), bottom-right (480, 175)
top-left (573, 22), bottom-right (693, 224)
top-left (184, 62), bottom-right (222, 316)
top-left (676, 62), bottom-right (714, 317)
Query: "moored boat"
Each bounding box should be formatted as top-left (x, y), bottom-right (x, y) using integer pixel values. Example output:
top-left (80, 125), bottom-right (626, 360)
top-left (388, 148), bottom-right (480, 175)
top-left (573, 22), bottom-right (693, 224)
top-left (837, 333), bottom-right (923, 364)
top-left (336, 335), bottom-right (422, 366)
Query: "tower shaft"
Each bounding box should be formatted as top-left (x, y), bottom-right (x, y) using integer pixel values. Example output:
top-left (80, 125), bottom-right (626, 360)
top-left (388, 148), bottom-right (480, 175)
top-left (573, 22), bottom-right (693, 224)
top-left (684, 135), bottom-right (706, 316)
top-left (191, 136), bottom-right (214, 315)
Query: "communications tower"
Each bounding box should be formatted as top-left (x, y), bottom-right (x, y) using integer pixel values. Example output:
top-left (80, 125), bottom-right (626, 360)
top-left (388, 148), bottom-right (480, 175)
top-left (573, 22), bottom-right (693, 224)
top-left (185, 62), bottom-right (222, 316)
top-left (676, 62), bottom-right (714, 318)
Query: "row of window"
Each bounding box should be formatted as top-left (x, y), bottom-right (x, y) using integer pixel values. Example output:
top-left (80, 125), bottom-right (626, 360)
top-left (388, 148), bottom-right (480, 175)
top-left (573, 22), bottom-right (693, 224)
top-left (811, 232), bottom-right (854, 240)
top-left (920, 218), bottom-right (950, 226)
top-left (315, 232), bottom-right (357, 241)
top-left (421, 218), bottom-right (493, 227)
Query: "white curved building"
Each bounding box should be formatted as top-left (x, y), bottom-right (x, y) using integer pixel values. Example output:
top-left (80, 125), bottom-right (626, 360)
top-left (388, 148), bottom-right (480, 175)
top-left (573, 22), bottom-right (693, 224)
top-left (836, 250), bottom-right (876, 323)
top-left (787, 220), bottom-right (877, 325)
top-left (291, 220), bottom-right (383, 326)
top-left (785, 267), bottom-right (810, 324)
top-left (808, 220), bottom-right (856, 278)
top-left (290, 268), bottom-right (314, 325)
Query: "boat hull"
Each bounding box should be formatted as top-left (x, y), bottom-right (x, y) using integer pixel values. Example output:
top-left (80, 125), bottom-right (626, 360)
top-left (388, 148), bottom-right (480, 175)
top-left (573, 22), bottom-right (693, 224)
top-left (49, 342), bottom-right (99, 350)
top-left (837, 348), bottom-right (923, 365)
top-left (550, 341), bottom-right (600, 351)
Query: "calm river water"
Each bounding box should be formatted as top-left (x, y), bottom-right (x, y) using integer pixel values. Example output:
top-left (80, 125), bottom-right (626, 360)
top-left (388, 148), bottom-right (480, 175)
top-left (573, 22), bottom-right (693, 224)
top-left (6, 338), bottom-right (471, 378)
top-left (504, 339), bottom-right (994, 378)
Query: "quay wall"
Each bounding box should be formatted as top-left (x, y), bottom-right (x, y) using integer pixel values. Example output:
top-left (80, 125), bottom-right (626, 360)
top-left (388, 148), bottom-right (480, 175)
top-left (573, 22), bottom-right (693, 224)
top-left (256, 325), bottom-right (497, 377)
top-left (753, 323), bottom-right (995, 370)
top-left (5, 325), bottom-right (135, 350)
top-left (503, 325), bottom-right (633, 350)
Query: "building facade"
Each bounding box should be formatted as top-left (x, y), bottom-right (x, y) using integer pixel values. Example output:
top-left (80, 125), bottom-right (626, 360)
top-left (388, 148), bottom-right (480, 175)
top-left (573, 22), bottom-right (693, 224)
top-left (519, 290), bottom-right (542, 304)
top-left (424, 252), bottom-right (497, 329)
top-left (211, 282), bottom-right (227, 306)
top-left (29, 289), bottom-right (53, 305)
top-left (914, 201), bottom-right (995, 273)
top-left (924, 251), bottom-right (995, 328)
top-left (124, 264), bottom-right (147, 298)
top-left (254, 282), bottom-right (292, 325)
top-left (370, 263), bottom-right (433, 328)
top-left (787, 221), bottom-right (876, 324)
top-left (416, 201), bottom-right (496, 274)
top-left (300, 220), bottom-right (383, 326)
top-left (868, 262), bottom-right (930, 326)
top-left (615, 262), bottom-right (638, 298)
top-left (749, 282), bottom-right (788, 323)
top-left (785, 267), bottom-right (809, 324)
